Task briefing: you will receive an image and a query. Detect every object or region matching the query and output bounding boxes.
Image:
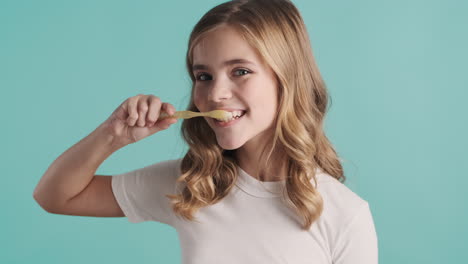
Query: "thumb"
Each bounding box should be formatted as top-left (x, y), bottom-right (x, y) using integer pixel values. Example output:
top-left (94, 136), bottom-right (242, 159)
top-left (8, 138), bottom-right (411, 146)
top-left (148, 117), bottom-right (178, 133)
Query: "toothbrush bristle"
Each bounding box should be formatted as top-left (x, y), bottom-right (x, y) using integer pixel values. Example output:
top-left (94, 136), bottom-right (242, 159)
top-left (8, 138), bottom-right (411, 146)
top-left (213, 110), bottom-right (232, 121)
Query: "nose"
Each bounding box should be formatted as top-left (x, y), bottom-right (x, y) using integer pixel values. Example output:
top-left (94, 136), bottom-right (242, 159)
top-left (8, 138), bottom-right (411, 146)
top-left (207, 78), bottom-right (232, 102)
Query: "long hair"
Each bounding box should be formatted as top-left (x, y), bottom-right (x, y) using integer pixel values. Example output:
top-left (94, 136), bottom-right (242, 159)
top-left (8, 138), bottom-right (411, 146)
top-left (167, 0), bottom-right (345, 230)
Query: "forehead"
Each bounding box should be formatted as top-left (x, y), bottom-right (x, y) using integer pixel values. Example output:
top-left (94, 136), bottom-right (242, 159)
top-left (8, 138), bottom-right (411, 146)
top-left (192, 25), bottom-right (261, 66)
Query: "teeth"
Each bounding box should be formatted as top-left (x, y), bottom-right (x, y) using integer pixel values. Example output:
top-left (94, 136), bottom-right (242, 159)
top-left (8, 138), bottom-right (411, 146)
top-left (231, 110), bottom-right (243, 117)
top-left (218, 110), bottom-right (245, 122)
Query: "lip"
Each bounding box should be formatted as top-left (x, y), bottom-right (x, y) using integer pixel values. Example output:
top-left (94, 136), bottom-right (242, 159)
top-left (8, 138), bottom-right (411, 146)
top-left (205, 107), bottom-right (247, 128)
top-left (213, 113), bottom-right (245, 128)
top-left (211, 107), bottom-right (246, 112)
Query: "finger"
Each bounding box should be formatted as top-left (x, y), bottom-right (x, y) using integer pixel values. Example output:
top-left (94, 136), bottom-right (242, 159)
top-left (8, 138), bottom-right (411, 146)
top-left (136, 95), bottom-right (149, 127)
top-left (126, 96), bottom-right (139, 126)
top-left (149, 115), bottom-right (178, 133)
top-left (164, 102), bottom-right (176, 116)
top-left (160, 102), bottom-right (173, 118)
top-left (146, 95), bottom-right (162, 127)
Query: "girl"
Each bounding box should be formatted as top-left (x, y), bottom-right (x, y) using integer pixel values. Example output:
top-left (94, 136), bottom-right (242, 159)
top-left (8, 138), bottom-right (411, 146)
top-left (34, 0), bottom-right (378, 263)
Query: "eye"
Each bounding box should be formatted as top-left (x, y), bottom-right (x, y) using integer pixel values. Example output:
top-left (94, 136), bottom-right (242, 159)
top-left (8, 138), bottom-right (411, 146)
top-left (195, 69), bottom-right (250, 81)
top-left (234, 69), bottom-right (251, 76)
top-left (195, 73), bottom-right (212, 81)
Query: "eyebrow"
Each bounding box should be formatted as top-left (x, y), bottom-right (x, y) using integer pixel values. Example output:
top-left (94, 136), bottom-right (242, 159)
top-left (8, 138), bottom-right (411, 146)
top-left (192, 59), bottom-right (255, 71)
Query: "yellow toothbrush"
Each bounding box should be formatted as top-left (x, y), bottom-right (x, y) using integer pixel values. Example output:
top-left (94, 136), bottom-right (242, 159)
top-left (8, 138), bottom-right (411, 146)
top-left (159, 110), bottom-right (232, 122)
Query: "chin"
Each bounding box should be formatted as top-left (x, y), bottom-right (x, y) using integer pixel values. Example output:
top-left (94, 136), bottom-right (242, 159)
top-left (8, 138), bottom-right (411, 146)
top-left (216, 137), bottom-right (245, 150)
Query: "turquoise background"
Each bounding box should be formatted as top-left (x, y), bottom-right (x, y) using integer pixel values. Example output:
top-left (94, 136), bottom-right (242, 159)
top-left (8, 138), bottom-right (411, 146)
top-left (1, 0), bottom-right (467, 263)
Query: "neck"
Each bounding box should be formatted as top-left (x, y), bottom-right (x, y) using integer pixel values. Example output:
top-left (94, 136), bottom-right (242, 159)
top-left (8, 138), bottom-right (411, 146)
top-left (235, 141), bottom-right (287, 182)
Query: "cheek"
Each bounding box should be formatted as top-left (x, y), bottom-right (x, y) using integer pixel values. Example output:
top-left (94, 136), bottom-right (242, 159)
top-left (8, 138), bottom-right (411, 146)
top-left (247, 81), bottom-right (277, 105)
top-left (193, 89), bottom-right (205, 109)
top-left (250, 86), bottom-right (279, 118)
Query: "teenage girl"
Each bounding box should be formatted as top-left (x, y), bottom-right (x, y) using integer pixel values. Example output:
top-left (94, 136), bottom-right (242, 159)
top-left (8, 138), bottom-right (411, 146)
top-left (34, 0), bottom-right (378, 263)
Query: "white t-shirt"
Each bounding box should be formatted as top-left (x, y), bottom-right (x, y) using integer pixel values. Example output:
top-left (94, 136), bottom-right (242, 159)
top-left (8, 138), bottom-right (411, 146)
top-left (112, 158), bottom-right (378, 264)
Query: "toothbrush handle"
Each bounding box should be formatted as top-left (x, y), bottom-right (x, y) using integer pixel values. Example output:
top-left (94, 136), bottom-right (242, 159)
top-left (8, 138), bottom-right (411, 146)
top-left (159, 111), bottom-right (203, 120)
top-left (159, 111), bottom-right (178, 119)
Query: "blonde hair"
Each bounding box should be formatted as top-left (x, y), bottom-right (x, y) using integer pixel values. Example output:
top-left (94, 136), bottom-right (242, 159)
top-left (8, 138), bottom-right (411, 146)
top-left (167, 0), bottom-right (345, 230)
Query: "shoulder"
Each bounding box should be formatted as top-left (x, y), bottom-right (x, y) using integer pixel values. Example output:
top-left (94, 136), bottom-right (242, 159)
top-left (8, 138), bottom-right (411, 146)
top-left (111, 158), bottom-right (184, 224)
top-left (141, 158), bottom-right (182, 176)
top-left (313, 171), bottom-right (378, 261)
top-left (313, 170), bottom-right (369, 223)
top-left (113, 158), bottom-right (183, 188)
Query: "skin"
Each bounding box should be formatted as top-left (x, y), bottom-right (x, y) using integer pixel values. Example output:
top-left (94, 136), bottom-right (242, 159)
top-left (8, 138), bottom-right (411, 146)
top-left (192, 24), bottom-right (287, 181)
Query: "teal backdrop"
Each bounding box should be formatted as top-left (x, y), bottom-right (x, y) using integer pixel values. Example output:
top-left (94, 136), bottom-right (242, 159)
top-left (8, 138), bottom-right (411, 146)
top-left (1, 0), bottom-right (467, 263)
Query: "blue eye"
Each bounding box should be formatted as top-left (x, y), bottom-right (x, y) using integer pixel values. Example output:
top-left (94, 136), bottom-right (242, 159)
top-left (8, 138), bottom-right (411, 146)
top-left (196, 73), bottom-right (212, 81)
top-left (195, 69), bottom-right (251, 82)
top-left (234, 69), bottom-right (250, 76)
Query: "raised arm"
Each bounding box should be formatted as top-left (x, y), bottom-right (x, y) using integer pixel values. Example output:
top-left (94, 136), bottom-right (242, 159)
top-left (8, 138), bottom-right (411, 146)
top-left (33, 94), bottom-right (177, 217)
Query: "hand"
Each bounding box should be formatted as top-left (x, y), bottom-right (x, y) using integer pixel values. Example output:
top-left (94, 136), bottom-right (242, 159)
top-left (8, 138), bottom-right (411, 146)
top-left (103, 94), bottom-right (178, 146)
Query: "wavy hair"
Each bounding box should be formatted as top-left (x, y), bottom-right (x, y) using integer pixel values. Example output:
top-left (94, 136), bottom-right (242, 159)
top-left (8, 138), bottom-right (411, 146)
top-left (167, 0), bottom-right (345, 230)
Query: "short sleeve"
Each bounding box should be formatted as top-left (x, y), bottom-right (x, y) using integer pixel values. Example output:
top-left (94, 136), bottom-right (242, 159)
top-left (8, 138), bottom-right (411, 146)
top-left (332, 202), bottom-right (379, 264)
top-left (111, 159), bottom-right (181, 226)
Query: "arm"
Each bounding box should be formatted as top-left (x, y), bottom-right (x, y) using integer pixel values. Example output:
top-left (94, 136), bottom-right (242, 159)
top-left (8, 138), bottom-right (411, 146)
top-left (32, 94), bottom-right (177, 217)
top-left (33, 123), bottom-right (124, 215)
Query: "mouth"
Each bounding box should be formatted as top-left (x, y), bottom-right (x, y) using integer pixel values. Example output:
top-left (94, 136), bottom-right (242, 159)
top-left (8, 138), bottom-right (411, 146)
top-left (213, 110), bottom-right (247, 127)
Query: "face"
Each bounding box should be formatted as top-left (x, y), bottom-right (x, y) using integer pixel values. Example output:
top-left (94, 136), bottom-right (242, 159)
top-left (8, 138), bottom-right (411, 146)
top-left (192, 25), bottom-right (279, 151)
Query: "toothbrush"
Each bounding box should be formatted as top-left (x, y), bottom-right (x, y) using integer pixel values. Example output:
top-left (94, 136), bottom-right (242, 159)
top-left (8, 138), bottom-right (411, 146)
top-left (159, 110), bottom-right (232, 122)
